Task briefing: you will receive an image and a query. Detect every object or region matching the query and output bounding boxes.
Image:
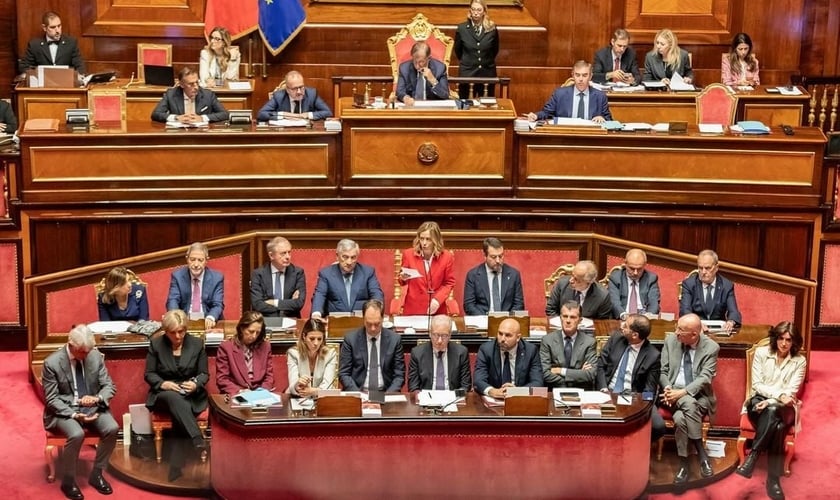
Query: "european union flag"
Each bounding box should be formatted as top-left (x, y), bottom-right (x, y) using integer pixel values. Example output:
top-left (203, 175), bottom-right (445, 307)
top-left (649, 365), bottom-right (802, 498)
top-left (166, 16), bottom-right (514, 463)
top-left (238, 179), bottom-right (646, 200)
top-left (259, 0), bottom-right (306, 56)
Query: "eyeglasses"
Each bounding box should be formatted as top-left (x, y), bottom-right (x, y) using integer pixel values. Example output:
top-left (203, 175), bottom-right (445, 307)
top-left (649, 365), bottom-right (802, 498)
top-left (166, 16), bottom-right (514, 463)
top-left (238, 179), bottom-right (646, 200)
top-left (430, 333), bottom-right (451, 340)
top-left (287, 85), bottom-right (305, 92)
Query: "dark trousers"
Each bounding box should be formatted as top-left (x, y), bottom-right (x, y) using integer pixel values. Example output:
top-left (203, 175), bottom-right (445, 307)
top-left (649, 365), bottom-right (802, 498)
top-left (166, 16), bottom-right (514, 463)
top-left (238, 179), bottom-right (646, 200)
top-left (152, 392), bottom-right (203, 468)
top-left (747, 395), bottom-right (795, 478)
top-left (50, 411), bottom-right (119, 481)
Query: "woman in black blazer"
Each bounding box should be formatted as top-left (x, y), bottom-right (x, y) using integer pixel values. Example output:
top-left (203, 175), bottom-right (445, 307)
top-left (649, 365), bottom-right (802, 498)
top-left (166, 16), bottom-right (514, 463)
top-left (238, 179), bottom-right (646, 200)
top-left (453, 0), bottom-right (500, 99)
top-left (144, 309), bottom-right (209, 481)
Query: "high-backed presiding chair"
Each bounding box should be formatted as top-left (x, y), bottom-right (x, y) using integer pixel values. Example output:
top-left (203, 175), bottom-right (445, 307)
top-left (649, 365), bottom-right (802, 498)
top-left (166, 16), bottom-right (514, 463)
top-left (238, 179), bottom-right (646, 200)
top-left (696, 83), bottom-right (738, 125)
top-left (137, 43), bottom-right (172, 83)
top-left (386, 13), bottom-right (455, 97)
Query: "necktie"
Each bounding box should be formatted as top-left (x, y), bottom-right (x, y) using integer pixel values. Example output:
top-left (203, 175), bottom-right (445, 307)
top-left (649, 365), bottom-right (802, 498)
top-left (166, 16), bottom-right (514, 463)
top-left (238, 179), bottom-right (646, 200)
top-left (344, 274), bottom-right (352, 307)
top-left (491, 271), bottom-right (502, 312)
top-left (683, 347), bottom-right (694, 385)
top-left (613, 346), bottom-right (631, 393)
top-left (502, 351), bottom-right (512, 384)
top-left (191, 278), bottom-right (201, 313)
top-left (564, 336), bottom-right (574, 367)
top-left (577, 92), bottom-right (585, 119)
top-left (48, 40), bottom-right (60, 46)
top-left (435, 351), bottom-right (446, 390)
top-left (74, 360), bottom-right (88, 398)
top-left (475, 25), bottom-right (481, 37)
top-left (613, 56), bottom-right (620, 82)
top-left (368, 337), bottom-right (379, 391)
top-left (628, 280), bottom-right (638, 314)
top-left (415, 72), bottom-right (426, 101)
top-left (573, 290), bottom-right (582, 306)
top-left (273, 271), bottom-right (283, 301)
top-left (704, 285), bottom-right (713, 304)
top-left (292, 101), bottom-right (299, 114)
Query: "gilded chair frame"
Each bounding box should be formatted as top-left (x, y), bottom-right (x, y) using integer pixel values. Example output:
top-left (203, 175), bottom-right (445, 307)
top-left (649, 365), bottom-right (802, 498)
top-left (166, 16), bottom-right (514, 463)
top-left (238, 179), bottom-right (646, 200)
top-left (136, 43), bottom-right (172, 83)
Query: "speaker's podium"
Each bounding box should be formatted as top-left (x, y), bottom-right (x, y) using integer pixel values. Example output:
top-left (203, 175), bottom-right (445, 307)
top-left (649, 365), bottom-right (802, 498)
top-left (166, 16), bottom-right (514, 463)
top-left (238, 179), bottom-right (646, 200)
top-left (24, 66), bottom-right (78, 88)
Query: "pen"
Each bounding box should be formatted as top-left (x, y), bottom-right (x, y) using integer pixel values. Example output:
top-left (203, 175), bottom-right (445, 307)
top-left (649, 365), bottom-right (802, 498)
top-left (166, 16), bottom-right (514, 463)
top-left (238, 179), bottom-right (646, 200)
top-left (200, 106), bottom-right (208, 112)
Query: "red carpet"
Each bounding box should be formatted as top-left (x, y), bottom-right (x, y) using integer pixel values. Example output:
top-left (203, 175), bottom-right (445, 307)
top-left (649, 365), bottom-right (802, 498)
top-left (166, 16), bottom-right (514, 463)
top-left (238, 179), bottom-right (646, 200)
top-left (2, 349), bottom-right (838, 499)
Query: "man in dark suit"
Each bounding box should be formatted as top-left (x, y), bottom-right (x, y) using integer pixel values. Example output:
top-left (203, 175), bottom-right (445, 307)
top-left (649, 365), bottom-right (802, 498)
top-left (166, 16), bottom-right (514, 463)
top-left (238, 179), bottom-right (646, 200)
top-left (396, 41), bottom-right (450, 105)
top-left (408, 315), bottom-right (472, 392)
top-left (679, 249), bottom-right (742, 333)
top-left (42, 325), bottom-right (118, 500)
top-left (256, 70), bottom-right (333, 122)
top-left (0, 99), bottom-right (17, 134)
top-left (545, 260), bottom-right (614, 319)
top-left (591, 28), bottom-right (641, 84)
top-left (310, 239), bottom-right (383, 318)
top-left (659, 313), bottom-right (719, 485)
top-left (339, 299), bottom-right (405, 392)
top-left (166, 242), bottom-right (225, 329)
top-left (463, 237), bottom-right (525, 315)
top-left (608, 248), bottom-right (661, 318)
top-left (151, 66), bottom-right (229, 123)
top-left (19, 11), bottom-right (85, 75)
top-left (540, 301), bottom-right (597, 389)
top-left (249, 236), bottom-right (306, 318)
top-left (527, 61), bottom-right (612, 123)
top-left (474, 317), bottom-right (543, 397)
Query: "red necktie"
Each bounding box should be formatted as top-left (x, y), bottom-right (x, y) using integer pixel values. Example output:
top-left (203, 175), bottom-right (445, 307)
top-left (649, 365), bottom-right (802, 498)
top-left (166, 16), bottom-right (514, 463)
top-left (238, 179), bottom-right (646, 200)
top-left (613, 57), bottom-right (620, 82)
top-left (191, 278), bottom-right (201, 313)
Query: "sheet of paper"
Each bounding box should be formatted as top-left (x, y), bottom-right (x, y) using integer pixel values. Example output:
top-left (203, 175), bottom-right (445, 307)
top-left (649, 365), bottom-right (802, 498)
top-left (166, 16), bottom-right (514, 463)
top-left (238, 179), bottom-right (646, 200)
top-left (652, 122), bottom-right (670, 132)
top-left (464, 315), bottom-right (488, 330)
top-left (412, 99), bottom-right (458, 110)
top-left (393, 315), bottom-right (432, 331)
top-left (87, 321), bottom-right (133, 333)
top-left (227, 81), bottom-right (252, 90)
top-left (290, 398), bottom-right (315, 411)
top-left (553, 388), bottom-right (583, 406)
top-left (417, 390), bottom-right (460, 411)
top-left (668, 73), bottom-right (695, 91)
top-left (384, 394), bottom-right (407, 403)
top-left (268, 118), bottom-right (309, 127)
top-left (622, 122), bottom-right (653, 131)
top-left (580, 391), bottom-right (612, 405)
top-left (554, 117), bottom-right (600, 127)
top-left (400, 267), bottom-right (423, 279)
top-left (165, 120), bottom-right (208, 128)
top-left (777, 86), bottom-right (802, 95)
top-left (705, 439), bottom-right (727, 458)
top-left (698, 123), bottom-right (724, 134)
top-left (612, 85), bottom-right (645, 92)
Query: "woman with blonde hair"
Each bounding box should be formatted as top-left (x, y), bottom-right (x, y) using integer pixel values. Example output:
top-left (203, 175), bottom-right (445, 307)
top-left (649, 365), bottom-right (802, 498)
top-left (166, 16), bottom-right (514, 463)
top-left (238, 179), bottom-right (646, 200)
top-left (399, 221), bottom-right (455, 315)
top-left (453, 0), bottom-right (500, 99)
top-left (286, 318), bottom-right (337, 397)
top-left (644, 28), bottom-right (693, 85)
top-left (97, 266), bottom-right (149, 321)
top-left (199, 26), bottom-right (240, 88)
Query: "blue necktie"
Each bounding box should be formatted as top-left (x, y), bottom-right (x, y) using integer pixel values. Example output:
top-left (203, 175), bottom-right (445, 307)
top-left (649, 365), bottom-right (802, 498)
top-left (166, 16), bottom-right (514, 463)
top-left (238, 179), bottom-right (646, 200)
top-left (577, 92), bottom-right (586, 119)
top-left (74, 360), bottom-right (89, 398)
top-left (435, 351), bottom-right (446, 390)
top-left (613, 346), bottom-right (631, 393)
top-left (344, 274), bottom-right (352, 307)
top-left (273, 271), bottom-right (283, 301)
top-left (564, 336), bottom-right (574, 367)
top-left (502, 351), bottom-right (512, 384)
top-left (368, 337), bottom-right (379, 391)
top-left (683, 347), bottom-right (694, 385)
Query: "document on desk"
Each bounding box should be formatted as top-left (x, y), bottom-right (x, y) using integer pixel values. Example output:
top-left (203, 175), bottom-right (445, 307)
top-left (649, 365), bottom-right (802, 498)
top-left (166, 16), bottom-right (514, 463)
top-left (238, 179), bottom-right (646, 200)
top-left (393, 315), bottom-right (432, 331)
top-left (227, 81), bottom-right (252, 90)
top-left (412, 100), bottom-right (458, 110)
top-left (554, 117), bottom-right (600, 127)
top-left (418, 390), bottom-right (461, 412)
top-left (268, 118), bottom-right (309, 127)
top-left (166, 120), bottom-right (208, 128)
top-left (622, 122), bottom-right (653, 131)
top-left (290, 398), bottom-right (315, 411)
top-left (668, 73), bottom-right (695, 91)
top-left (464, 315), bottom-right (489, 330)
top-left (698, 123), bottom-right (724, 134)
top-left (87, 321), bottom-right (133, 333)
top-left (777, 86), bottom-right (803, 95)
top-left (612, 85), bottom-right (645, 92)
top-left (233, 388), bottom-right (282, 407)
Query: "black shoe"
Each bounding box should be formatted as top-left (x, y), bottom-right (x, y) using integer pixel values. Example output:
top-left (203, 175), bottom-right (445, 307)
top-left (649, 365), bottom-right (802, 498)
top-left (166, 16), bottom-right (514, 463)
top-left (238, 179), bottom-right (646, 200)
top-left (168, 466), bottom-right (183, 482)
top-left (88, 472), bottom-right (113, 495)
top-left (674, 466), bottom-right (689, 484)
top-left (766, 477), bottom-right (785, 500)
top-left (60, 481), bottom-right (84, 500)
top-left (699, 459), bottom-right (713, 478)
top-left (736, 451), bottom-right (759, 478)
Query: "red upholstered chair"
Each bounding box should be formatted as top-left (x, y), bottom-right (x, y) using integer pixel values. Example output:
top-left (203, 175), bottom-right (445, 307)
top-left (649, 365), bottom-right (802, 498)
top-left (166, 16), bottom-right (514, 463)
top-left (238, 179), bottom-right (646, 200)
top-left (386, 13), bottom-right (456, 99)
top-left (150, 408), bottom-right (209, 464)
top-left (389, 249), bottom-right (460, 316)
top-left (696, 83), bottom-right (738, 125)
top-left (655, 406), bottom-right (711, 460)
top-left (137, 43), bottom-right (172, 83)
top-left (736, 337), bottom-right (799, 476)
top-left (45, 430), bottom-right (100, 483)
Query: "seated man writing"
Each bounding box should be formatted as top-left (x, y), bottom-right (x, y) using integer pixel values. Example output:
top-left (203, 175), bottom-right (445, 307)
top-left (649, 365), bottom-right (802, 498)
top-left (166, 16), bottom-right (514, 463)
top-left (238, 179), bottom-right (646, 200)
top-left (527, 60), bottom-right (612, 124)
top-left (396, 41), bottom-right (450, 106)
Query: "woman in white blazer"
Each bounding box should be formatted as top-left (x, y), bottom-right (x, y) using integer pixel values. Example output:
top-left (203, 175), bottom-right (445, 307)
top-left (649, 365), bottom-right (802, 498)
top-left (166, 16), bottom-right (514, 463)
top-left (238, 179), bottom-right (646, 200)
top-left (286, 318), bottom-right (338, 396)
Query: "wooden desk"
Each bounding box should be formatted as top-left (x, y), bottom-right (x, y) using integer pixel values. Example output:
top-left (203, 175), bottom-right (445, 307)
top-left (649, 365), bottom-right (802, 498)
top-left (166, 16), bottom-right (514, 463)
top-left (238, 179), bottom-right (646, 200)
top-left (210, 392), bottom-right (652, 499)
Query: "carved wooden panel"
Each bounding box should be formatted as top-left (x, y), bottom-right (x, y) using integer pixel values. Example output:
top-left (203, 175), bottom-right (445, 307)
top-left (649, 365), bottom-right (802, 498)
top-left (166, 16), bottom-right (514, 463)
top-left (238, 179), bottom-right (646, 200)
top-left (625, 0), bottom-right (738, 44)
top-left (85, 0), bottom-right (206, 37)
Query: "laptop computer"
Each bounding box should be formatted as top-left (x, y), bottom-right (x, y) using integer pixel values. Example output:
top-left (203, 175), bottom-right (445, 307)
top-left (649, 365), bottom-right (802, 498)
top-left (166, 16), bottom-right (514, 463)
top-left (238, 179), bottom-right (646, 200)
top-left (143, 64), bottom-right (174, 87)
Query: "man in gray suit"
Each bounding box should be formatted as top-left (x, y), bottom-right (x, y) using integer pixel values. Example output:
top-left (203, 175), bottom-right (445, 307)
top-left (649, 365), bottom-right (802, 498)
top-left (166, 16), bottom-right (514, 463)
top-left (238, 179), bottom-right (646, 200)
top-left (408, 315), bottom-right (471, 392)
top-left (545, 260), bottom-right (614, 319)
top-left (540, 301), bottom-right (597, 389)
top-left (608, 248), bottom-right (661, 318)
top-left (42, 325), bottom-right (118, 500)
top-left (659, 313), bottom-right (719, 485)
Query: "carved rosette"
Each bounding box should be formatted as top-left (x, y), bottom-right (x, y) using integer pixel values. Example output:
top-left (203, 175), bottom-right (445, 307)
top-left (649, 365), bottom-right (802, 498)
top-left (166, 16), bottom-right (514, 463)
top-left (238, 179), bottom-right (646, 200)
top-left (417, 142), bottom-right (439, 165)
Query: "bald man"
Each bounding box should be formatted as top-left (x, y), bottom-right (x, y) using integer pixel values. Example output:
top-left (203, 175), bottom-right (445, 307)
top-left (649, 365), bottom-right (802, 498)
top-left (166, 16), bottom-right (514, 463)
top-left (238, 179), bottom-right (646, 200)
top-left (608, 248), bottom-right (661, 318)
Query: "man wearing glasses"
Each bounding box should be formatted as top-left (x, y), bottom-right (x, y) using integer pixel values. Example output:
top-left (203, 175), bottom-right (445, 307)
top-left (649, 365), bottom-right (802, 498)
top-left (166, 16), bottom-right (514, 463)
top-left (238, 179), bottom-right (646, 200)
top-left (545, 259), bottom-right (614, 319)
top-left (408, 315), bottom-right (471, 393)
top-left (151, 66), bottom-right (229, 123)
top-left (257, 70), bottom-right (333, 122)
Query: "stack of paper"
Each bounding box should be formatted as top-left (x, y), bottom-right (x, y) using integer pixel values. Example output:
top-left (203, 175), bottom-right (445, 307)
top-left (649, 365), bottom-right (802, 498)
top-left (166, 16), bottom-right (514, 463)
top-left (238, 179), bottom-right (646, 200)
top-left (324, 119), bottom-right (342, 131)
top-left (268, 118), bottom-right (308, 127)
top-left (514, 119), bottom-right (534, 132)
top-left (698, 123), bottom-right (724, 134)
top-left (668, 73), bottom-right (695, 91)
top-left (622, 122), bottom-right (653, 131)
top-left (554, 117), bottom-right (599, 127)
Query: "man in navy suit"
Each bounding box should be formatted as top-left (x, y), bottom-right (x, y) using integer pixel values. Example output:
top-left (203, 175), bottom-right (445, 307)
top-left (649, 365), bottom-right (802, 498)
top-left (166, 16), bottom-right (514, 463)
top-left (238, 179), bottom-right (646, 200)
top-left (408, 315), bottom-right (471, 392)
top-left (249, 236), bottom-right (306, 318)
top-left (166, 242), bottom-right (224, 330)
top-left (591, 28), bottom-right (641, 84)
top-left (463, 237), bottom-right (525, 315)
top-left (19, 11), bottom-right (85, 75)
top-left (527, 60), bottom-right (612, 123)
top-left (256, 70), bottom-right (333, 122)
top-left (608, 248), bottom-right (661, 318)
top-left (679, 249), bottom-right (742, 333)
top-left (474, 317), bottom-right (543, 398)
top-left (311, 239), bottom-right (383, 318)
top-left (339, 300), bottom-right (405, 392)
top-left (396, 41), bottom-right (450, 105)
top-left (151, 66), bottom-right (229, 123)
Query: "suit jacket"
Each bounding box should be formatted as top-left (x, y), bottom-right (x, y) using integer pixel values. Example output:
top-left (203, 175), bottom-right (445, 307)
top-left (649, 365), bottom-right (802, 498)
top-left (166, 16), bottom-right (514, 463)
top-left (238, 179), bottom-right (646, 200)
top-left (539, 330), bottom-right (597, 389)
top-left (679, 274), bottom-right (742, 325)
top-left (249, 263), bottom-right (306, 318)
top-left (42, 345), bottom-right (116, 430)
top-left (286, 345), bottom-right (339, 395)
top-left (97, 283), bottom-right (149, 321)
top-left (215, 338), bottom-right (274, 396)
top-left (408, 341), bottom-right (472, 392)
top-left (144, 334), bottom-right (209, 414)
top-left (20, 35), bottom-right (85, 73)
top-left (592, 45), bottom-right (641, 84)
top-left (545, 277), bottom-right (614, 319)
top-left (338, 328), bottom-right (405, 392)
top-left (453, 20), bottom-right (499, 77)
top-left (150, 87), bottom-right (229, 123)
top-left (596, 331), bottom-right (660, 393)
top-left (659, 332), bottom-right (718, 417)
top-left (256, 87), bottom-right (333, 121)
top-left (166, 267), bottom-right (225, 320)
top-left (607, 268), bottom-right (661, 318)
top-left (399, 249), bottom-right (456, 316)
top-left (643, 49), bottom-right (694, 82)
top-left (396, 58), bottom-right (450, 102)
top-left (535, 85), bottom-right (612, 121)
top-left (0, 100), bottom-right (18, 133)
top-left (462, 263), bottom-right (525, 315)
top-left (310, 262), bottom-right (384, 316)
top-left (474, 339), bottom-right (543, 393)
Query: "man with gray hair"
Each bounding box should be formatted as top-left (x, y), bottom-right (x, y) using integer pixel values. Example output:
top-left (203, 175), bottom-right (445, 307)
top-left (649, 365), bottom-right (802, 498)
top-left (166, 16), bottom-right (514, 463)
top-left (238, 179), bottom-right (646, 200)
top-left (311, 239), bottom-right (383, 318)
top-left (42, 325), bottom-right (118, 499)
top-left (679, 249), bottom-right (741, 333)
top-left (545, 259), bottom-right (614, 319)
top-left (250, 236), bottom-right (306, 318)
top-left (408, 315), bottom-right (471, 392)
top-left (256, 70), bottom-right (333, 121)
top-left (166, 242), bottom-right (225, 329)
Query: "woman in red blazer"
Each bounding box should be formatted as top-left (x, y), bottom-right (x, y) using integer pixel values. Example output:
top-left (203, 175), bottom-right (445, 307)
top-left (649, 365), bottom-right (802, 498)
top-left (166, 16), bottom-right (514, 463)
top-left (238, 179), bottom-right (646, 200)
top-left (215, 311), bottom-right (275, 395)
top-left (399, 221), bottom-right (456, 315)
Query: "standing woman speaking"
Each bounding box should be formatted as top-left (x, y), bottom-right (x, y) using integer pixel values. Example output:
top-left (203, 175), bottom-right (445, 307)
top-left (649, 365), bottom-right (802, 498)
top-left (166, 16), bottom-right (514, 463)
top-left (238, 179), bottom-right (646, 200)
top-left (453, 0), bottom-right (500, 99)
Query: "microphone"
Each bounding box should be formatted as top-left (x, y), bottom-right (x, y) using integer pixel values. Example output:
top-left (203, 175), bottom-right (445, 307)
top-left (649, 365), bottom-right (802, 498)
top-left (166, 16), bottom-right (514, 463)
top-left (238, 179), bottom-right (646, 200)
top-left (424, 258), bottom-right (434, 332)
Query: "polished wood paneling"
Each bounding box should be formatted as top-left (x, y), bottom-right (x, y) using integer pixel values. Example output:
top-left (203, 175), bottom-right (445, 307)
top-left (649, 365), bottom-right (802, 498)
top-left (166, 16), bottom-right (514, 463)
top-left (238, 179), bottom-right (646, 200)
top-left (85, 222), bottom-right (134, 264)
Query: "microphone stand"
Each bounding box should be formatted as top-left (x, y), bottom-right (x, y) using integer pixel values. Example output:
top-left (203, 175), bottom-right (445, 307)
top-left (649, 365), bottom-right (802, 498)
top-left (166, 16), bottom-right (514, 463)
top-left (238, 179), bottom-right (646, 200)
top-left (424, 257), bottom-right (434, 333)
